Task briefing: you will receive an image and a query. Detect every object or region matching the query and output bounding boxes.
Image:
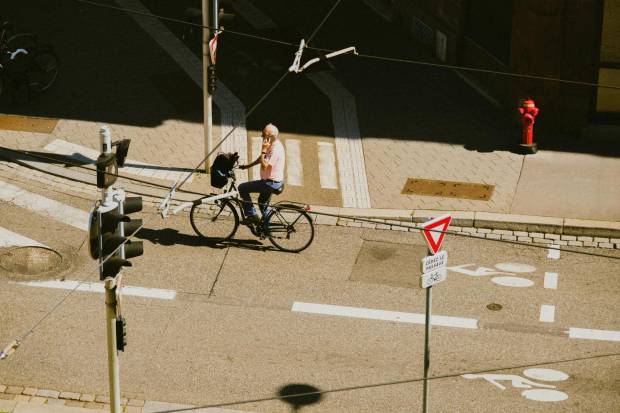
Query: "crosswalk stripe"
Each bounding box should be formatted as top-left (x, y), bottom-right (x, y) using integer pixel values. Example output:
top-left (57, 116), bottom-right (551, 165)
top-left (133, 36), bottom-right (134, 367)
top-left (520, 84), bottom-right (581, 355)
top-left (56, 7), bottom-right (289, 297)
top-left (0, 227), bottom-right (46, 248)
top-left (44, 137), bottom-right (194, 183)
top-left (16, 279), bottom-right (176, 300)
top-left (284, 139), bottom-right (303, 186)
top-left (317, 142), bottom-right (338, 189)
top-left (0, 180), bottom-right (89, 231)
top-left (251, 136), bottom-right (262, 180)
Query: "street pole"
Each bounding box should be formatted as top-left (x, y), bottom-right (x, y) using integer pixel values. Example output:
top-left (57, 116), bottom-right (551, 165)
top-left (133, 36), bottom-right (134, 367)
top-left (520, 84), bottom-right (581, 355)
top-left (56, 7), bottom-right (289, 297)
top-left (105, 277), bottom-right (121, 413)
top-left (422, 282), bottom-right (431, 413)
top-left (202, 0), bottom-right (213, 172)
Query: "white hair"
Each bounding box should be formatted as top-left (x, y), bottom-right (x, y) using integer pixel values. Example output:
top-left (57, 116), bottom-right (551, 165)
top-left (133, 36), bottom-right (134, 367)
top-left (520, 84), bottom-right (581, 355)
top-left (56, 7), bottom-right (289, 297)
top-left (264, 123), bottom-right (279, 139)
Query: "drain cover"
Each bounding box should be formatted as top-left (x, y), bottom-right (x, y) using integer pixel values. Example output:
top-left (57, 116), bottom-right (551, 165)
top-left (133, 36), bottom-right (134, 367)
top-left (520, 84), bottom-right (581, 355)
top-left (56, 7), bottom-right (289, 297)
top-left (0, 114), bottom-right (58, 133)
top-left (402, 178), bottom-right (494, 201)
top-left (487, 303), bottom-right (503, 311)
top-left (0, 246), bottom-right (62, 275)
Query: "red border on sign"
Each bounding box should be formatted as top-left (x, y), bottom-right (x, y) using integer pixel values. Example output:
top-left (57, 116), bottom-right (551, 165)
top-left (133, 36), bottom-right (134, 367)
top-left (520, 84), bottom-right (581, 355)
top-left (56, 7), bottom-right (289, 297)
top-left (421, 215), bottom-right (452, 255)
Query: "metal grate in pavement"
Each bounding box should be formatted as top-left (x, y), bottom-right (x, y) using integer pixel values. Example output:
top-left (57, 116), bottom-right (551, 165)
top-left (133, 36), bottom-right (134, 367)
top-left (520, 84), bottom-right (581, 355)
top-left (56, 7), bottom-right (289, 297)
top-left (402, 178), bottom-right (494, 201)
top-left (0, 114), bottom-right (58, 133)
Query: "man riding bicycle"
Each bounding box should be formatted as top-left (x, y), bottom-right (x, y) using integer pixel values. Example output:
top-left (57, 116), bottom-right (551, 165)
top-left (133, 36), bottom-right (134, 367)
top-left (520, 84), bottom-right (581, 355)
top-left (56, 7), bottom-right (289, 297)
top-left (238, 123), bottom-right (285, 225)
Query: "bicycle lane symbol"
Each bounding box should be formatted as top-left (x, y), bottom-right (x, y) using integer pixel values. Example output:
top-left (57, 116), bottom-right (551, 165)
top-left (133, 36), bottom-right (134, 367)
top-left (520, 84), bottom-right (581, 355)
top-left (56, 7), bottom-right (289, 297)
top-left (447, 262), bottom-right (539, 288)
top-left (462, 368), bottom-right (570, 402)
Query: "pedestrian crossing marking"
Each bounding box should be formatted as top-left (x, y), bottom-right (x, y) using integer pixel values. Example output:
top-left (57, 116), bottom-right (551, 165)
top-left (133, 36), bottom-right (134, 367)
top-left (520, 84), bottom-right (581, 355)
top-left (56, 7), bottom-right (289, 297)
top-left (0, 227), bottom-right (46, 248)
top-left (284, 139), bottom-right (303, 186)
top-left (44, 139), bottom-right (193, 182)
top-left (317, 142), bottom-right (338, 189)
top-left (0, 180), bottom-right (89, 231)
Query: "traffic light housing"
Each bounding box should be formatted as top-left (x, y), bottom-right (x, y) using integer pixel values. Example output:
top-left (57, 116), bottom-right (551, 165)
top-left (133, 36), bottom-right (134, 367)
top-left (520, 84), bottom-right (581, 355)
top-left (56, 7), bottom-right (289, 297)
top-left (116, 315), bottom-right (127, 351)
top-left (96, 152), bottom-right (117, 189)
top-left (92, 195), bottom-right (144, 280)
top-left (208, 65), bottom-right (217, 94)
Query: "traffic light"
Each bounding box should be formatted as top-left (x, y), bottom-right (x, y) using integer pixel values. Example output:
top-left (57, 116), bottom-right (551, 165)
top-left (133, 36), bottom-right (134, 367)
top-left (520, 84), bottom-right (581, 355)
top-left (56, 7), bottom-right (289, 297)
top-left (116, 315), bottom-right (127, 351)
top-left (208, 65), bottom-right (217, 94)
top-left (90, 194), bottom-right (143, 280)
top-left (96, 152), bottom-right (117, 189)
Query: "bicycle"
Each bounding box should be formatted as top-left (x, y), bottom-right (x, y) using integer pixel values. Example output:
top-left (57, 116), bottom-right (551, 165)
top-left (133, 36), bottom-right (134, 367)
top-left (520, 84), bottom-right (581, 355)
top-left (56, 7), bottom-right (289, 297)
top-left (0, 21), bottom-right (59, 101)
top-left (161, 160), bottom-right (315, 253)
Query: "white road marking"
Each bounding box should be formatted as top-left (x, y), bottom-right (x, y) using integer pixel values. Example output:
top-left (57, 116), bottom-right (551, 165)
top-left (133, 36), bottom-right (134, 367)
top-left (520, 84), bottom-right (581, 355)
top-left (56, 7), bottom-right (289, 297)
top-left (521, 389), bottom-right (568, 402)
top-left (306, 72), bottom-right (371, 208)
top-left (491, 276), bottom-right (534, 287)
top-left (284, 139), bottom-right (303, 186)
top-left (291, 302), bottom-right (478, 329)
top-left (317, 142), bottom-right (338, 189)
top-left (523, 369), bottom-right (569, 382)
top-left (568, 327), bottom-right (620, 342)
top-left (544, 272), bottom-right (558, 289)
top-left (539, 305), bottom-right (555, 323)
top-left (44, 139), bottom-right (193, 182)
top-left (114, 0), bottom-right (249, 178)
top-left (547, 245), bottom-right (561, 259)
top-left (0, 227), bottom-right (46, 248)
top-left (251, 136), bottom-right (262, 180)
top-left (0, 180), bottom-right (89, 231)
top-left (17, 279), bottom-right (176, 300)
top-left (495, 263), bottom-right (536, 273)
top-left (448, 264), bottom-right (514, 277)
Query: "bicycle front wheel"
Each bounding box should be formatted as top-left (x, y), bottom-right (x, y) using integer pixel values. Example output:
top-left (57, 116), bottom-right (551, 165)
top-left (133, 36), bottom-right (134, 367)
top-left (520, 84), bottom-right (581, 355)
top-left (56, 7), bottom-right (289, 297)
top-left (266, 206), bottom-right (314, 252)
top-left (27, 46), bottom-right (59, 92)
top-left (190, 198), bottom-right (239, 242)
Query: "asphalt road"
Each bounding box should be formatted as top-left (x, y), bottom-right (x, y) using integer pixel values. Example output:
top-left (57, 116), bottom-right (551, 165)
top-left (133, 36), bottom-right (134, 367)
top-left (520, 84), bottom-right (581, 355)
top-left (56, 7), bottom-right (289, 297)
top-left (0, 182), bottom-right (619, 412)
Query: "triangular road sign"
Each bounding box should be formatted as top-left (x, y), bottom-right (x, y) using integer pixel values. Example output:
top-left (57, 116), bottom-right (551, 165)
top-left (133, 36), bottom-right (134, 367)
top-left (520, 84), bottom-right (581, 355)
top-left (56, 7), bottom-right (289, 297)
top-left (421, 214), bottom-right (452, 255)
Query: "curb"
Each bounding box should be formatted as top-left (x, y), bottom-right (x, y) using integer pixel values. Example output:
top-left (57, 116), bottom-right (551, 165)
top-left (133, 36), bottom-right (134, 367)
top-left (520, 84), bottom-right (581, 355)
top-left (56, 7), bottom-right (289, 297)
top-left (1, 156), bottom-right (619, 250)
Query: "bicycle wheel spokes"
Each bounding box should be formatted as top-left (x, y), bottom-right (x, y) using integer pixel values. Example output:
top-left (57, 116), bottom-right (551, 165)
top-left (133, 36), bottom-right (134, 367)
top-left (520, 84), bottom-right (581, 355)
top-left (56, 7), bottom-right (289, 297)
top-left (266, 207), bottom-right (314, 252)
top-left (190, 199), bottom-right (238, 242)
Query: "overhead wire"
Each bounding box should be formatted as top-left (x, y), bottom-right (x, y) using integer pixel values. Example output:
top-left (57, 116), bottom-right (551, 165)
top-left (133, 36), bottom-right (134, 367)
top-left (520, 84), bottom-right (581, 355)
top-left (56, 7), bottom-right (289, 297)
top-left (150, 351), bottom-right (620, 413)
top-left (71, 0), bottom-right (620, 90)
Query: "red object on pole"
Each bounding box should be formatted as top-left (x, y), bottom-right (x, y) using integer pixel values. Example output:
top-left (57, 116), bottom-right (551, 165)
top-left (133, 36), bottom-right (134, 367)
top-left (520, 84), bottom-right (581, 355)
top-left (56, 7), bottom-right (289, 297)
top-left (517, 98), bottom-right (539, 154)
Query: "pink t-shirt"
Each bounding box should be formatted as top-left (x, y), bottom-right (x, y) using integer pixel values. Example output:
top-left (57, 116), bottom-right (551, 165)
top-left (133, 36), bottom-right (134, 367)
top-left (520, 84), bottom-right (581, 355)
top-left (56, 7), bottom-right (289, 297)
top-left (261, 140), bottom-right (285, 181)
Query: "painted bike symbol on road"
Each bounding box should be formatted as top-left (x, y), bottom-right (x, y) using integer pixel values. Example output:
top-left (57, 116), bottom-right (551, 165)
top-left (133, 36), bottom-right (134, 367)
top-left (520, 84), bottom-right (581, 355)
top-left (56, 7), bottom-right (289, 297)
top-left (448, 262), bottom-right (538, 288)
top-left (463, 368), bottom-right (569, 402)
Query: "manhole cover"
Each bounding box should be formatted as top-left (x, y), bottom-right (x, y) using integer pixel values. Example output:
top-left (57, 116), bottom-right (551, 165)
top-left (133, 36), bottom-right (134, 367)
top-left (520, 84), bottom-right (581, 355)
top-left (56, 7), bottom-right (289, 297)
top-left (0, 114), bottom-right (58, 133)
top-left (487, 303), bottom-right (503, 311)
top-left (402, 178), bottom-right (494, 201)
top-left (349, 240), bottom-right (427, 289)
top-left (0, 246), bottom-right (62, 275)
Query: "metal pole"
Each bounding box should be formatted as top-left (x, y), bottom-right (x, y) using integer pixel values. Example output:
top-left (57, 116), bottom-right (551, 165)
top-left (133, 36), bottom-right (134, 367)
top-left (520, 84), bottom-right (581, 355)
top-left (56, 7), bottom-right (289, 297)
top-left (202, 0), bottom-right (213, 172)
top-left (422, 284), bottom-right (432, 413)
top-left (105, 278), bottom-right (121, 413)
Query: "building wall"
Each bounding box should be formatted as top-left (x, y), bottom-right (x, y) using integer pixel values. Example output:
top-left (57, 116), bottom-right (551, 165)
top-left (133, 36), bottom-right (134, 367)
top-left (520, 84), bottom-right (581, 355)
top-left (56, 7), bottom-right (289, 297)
top-left (597, 0), bottom-right (620, 114)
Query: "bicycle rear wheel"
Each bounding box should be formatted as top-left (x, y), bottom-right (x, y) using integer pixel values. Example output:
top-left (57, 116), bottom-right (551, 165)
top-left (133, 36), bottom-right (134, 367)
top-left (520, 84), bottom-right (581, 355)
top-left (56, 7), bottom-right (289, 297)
top-left (190, 198), bottom-right (239, 242)
top-left (266, 206), bottom-right (314, 252)
top-left (27, 46), bottom-right (59, 92)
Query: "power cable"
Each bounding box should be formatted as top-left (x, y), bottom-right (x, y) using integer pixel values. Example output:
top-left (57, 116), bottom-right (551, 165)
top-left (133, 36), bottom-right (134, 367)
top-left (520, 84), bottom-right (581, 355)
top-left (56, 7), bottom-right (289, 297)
top-left (2, 149), bottom-right (618, 261)
top-left (0, 216), bottom-right (145, 360)
top-left (71, 0), bottom-right (620, 90)
top-left (150, 351), bottom-right (620, 413)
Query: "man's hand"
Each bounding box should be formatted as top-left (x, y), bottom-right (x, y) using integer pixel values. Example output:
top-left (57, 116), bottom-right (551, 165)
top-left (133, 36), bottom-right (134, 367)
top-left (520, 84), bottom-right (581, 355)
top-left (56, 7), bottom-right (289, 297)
top-left (239, 164), bottom-right (248, 170)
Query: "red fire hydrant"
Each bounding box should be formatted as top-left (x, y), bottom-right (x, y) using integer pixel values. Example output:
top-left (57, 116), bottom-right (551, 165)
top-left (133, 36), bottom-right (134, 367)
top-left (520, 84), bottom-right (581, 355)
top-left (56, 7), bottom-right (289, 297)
top-left (518, 98), bottom-right (539, 154)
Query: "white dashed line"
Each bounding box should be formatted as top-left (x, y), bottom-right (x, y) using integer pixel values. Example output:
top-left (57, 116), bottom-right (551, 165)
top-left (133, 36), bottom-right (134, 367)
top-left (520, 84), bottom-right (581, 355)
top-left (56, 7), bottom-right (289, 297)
top-left (568, 327), bottom-right (620, 342)
top-left (544, 272), bottom-right (558, 289)
top-left (0, 180), bottom-right (89, 231)
top-left (539, 305), bottom-right (555, 323)
top-left (291, 302), bottom-right (478, 329)
top-left (17, 280), bottom-right (176, 300)
top-left (547, 245), bottom-right (560, 259)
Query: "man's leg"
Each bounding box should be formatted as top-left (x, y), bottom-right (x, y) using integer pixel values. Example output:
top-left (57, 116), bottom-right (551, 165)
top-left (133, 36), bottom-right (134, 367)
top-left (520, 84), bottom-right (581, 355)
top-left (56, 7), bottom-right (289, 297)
top-left (257, 190), bottom-right (273, 218)
top-left (238, 180), bottom-right (262, 217)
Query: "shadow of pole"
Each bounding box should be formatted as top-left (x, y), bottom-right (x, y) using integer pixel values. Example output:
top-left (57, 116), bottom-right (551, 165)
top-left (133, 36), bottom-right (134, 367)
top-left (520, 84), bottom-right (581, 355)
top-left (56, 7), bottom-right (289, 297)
top-left (277, 384), bottom-right (322, 412)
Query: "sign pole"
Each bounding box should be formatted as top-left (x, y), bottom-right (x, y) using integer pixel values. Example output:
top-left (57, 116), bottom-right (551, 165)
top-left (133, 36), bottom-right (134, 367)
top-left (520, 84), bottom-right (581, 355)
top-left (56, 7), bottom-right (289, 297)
top-left (422, 274), bottom-right (431, 413)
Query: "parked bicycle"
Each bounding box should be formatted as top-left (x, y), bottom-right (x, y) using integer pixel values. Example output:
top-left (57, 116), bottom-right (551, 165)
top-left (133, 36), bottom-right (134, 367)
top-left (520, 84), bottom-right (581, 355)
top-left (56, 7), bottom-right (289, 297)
top-left (161, 154), bottom-right (315, 252)
top-left (0, 21), bottom-right (59, 101)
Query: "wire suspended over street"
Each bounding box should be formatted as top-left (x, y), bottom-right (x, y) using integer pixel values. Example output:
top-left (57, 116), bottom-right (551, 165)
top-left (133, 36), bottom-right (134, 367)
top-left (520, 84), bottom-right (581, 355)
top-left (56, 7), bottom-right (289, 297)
top-left (72, 0), bottom-right (620, 90)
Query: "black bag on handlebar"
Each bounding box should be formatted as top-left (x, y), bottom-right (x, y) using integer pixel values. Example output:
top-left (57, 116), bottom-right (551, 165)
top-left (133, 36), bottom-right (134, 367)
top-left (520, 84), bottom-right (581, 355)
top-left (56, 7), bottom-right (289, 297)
top-left (210, 152), bottom-right (237, 188)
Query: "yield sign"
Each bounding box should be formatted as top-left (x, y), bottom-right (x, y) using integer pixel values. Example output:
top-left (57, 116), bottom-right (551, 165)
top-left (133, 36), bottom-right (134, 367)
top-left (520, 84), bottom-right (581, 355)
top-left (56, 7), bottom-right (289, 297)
top-left (209, 31), bottom-right (220, 64)
top-left (421, 214), bottom-right (452, 255)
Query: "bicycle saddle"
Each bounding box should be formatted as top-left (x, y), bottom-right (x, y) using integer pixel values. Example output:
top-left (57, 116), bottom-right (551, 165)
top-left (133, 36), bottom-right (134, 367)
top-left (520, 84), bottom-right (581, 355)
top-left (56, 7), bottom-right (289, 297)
top-left (272, 183), bottom-right (285, 195)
